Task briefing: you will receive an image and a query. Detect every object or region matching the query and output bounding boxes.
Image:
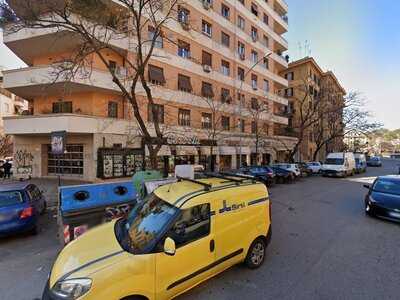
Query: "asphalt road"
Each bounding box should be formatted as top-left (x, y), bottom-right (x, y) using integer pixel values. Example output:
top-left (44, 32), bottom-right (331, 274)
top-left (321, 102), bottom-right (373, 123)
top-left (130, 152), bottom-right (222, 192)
top-left (1, 159), bottom-right (399, 300)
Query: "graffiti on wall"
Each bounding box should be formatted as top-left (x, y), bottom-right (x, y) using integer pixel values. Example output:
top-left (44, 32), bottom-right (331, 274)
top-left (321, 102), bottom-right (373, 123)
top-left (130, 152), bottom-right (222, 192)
top-left (14, 149), bottom-right (34, 176)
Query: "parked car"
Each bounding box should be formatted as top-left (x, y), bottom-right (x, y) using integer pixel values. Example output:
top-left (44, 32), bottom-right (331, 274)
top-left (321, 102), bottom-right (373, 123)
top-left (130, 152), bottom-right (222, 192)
top-left (364, 175), bottom-right (400, 222)
top-left (42, 175), bottom-right (271, 300)
top-left (321, 152), bottom-right (356, 177)
top-left (354, 153), bottom-right (367, 173)
top-left (269, 166), bottom-right (296, 183)
top-left (306, 161), bottom-right (322, 174)
top-left (239, 166), bottom-right (275, 186)
top-left (295, 162), bottom-right (313, 177)
top-left (0, 182), bottom-right (46, 236)
top-left (272, 163), bottom-right (301, 177)
top-left (367, 156), bottom-right (382, 167)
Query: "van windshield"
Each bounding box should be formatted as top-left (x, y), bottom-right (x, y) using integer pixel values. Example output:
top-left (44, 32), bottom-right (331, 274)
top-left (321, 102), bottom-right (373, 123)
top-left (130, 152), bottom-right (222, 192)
top-left (325, 158), bottom-right (344, 165)
top-left (115, 193), bottom-right (179, 254)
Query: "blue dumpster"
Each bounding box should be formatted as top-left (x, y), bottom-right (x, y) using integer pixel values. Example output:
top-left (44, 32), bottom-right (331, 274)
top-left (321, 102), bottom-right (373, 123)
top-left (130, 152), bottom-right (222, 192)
top-left (58, 181), bottom-right (137, 244)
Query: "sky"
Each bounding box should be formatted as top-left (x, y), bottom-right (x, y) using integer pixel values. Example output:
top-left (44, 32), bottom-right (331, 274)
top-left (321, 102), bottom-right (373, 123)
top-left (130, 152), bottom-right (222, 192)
top-left (0, 0), bottom-right (399, 129)
top-left (286, 0), bottom-right (400, 130)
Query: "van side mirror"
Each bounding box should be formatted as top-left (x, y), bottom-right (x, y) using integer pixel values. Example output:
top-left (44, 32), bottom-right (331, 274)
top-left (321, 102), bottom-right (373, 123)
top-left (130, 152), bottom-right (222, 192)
top-left (363, 184), bottom-right (370, 189)
top-left (163, 237), bottom-right (176, 256)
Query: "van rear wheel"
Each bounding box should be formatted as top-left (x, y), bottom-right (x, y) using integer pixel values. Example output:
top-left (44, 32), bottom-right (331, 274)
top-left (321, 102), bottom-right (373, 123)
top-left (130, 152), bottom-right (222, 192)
top-left (245, 238), bottom-right (266, 269)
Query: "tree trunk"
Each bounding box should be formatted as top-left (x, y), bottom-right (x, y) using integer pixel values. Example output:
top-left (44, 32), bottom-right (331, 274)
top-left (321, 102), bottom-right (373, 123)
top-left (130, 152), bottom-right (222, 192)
top-left (209, 145), bottom-right (214, 172)
top-left (148, 146), bottom-right (159, 170)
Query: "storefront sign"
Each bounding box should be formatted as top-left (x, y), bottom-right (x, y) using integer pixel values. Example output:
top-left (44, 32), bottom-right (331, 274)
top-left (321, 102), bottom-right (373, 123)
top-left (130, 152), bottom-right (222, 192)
top-left (144, 136), bottom-right (216, 147)
top-left (51, 131), bottom-right (66, 155)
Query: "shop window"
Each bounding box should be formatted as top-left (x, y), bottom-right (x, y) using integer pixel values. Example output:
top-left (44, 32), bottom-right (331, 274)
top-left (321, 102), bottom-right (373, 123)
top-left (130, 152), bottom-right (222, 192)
top-left (47, 144), bottom-right (83, 176)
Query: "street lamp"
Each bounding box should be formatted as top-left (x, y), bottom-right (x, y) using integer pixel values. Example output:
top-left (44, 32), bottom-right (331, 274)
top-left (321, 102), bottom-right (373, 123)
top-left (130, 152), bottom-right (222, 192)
top-left (238, 52), bottom-right (272, 168)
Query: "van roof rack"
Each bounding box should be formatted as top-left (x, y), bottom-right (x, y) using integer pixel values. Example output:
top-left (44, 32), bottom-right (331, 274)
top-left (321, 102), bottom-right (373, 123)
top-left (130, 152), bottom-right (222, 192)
top-left (176, 176), bottom-right (212, 191)
top-left (219, 172), bottom-right (257, 183)
top-left (204, 172), bottom-right (254, 185)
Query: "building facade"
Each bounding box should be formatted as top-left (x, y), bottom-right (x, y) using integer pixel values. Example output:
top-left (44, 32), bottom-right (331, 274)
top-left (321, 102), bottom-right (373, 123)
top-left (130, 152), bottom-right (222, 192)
top-left (280, 57), bottom-right (346, 162)
top-left (3, 0), bottom-right (297, 181)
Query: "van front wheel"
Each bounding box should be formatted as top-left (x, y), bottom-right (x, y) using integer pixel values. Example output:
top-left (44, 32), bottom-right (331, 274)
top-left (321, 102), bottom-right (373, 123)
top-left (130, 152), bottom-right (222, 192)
top-left (245, 238), bottom-right (266, 269)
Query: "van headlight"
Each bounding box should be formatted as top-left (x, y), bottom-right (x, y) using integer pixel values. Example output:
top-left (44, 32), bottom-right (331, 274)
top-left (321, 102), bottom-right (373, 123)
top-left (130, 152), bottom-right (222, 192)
top-left (52, 278), bottom-right (92, 299)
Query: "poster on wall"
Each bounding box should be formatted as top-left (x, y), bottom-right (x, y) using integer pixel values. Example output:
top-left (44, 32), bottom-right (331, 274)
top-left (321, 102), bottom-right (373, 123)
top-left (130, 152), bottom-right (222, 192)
top-left (51, 131), bottom-right (66, 155)
top-left (103, 155), bottom-right (113, 178)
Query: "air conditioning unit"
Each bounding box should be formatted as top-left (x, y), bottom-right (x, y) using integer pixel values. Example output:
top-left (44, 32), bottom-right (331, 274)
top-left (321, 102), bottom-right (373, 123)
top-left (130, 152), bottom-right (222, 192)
top-left (202, 0), bottom-right (212, 10)
top-left (239, 53), bottom-right (245, 60)
top-left (203, 64), bottom-right (212, 73)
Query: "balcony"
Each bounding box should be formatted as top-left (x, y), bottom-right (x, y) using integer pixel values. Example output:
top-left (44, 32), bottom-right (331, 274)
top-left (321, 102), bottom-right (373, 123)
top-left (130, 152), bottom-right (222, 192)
top-left (3, 14), bottom-right (128, 65)
top-left (274, 126), bottom-right (297, 138)
top-left (2, 65), bottom-right (125, 99)
top-left (3, 113), bottom-right (132, 135)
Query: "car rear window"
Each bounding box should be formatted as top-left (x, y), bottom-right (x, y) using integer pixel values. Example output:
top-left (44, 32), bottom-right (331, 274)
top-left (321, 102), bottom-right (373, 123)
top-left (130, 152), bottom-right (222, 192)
top-left (0, 191), bottom-right (23, 207)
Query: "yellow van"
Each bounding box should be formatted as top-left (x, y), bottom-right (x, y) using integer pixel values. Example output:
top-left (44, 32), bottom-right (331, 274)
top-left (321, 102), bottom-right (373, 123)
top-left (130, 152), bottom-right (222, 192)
top-left (42, 174), bottom-right (271, 300)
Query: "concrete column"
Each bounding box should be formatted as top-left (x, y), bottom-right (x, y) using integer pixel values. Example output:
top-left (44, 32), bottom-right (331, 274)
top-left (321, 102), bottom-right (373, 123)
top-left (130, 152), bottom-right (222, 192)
top-left (231, 153), bottom-right (237, 169)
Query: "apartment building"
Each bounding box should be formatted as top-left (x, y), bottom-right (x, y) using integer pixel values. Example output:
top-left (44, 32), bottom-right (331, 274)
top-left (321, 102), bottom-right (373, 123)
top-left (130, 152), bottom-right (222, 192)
top-left (280, 57), bottom-right (346, 162)
top-left (2, 0), bottom-right (296, 181)
top-left (0, 70), bottom-right (28, 133)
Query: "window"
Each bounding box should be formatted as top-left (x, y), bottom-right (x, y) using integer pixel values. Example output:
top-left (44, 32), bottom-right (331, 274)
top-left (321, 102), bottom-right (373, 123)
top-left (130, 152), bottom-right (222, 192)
top-left (201, 113), bottom-right (212, 129)
top-left (202, 50), bottom-right (212, 67)
top-left (221, 3), bottom-right (230, 19)
top-left (237, 15), bottom-right (245, 30)
top-left (221, 60), bottom-right (230, 76)
top-left (109, 60), bottom-right (117, 73)
top-left (263, 57), bottom-right (269, 69)
top-left (202, 82), bottom-right (214, 98)
top-left (148, 26), bottom-right (163, 48)
top-left (263, 35), bottom-right (269, 48)
top-left (178, 109), bottom-right (191, 126)
top-left (148, 65), bottom-right (165, 85)
top-left (53, 101), bottom-right (72, 113)
top-left (251, 27), bottom-right (258, 41)
top-left (178, 40), bottom-right (190, 58)
top-left (221, 116), bottom-right (230, 131)
top-left (167, 203), bottom-right (210, 248)
top-left (108, 101), bottom-right (118, 118)
top-left (148, 103), bottom-right (164, 124)
top-left (251, 3), bottom-right (258, 16)
top-left (263, 79), bottom-right (270, 92)
top-left (239, 119), bottom-right (245, 132)
top-left (221, 88), bottom-right (231, 103)
top-left (251, 74), bottom-right (258, 89)
top-left (286, 72), bottom-right (294, 80)
top-left (285, 88), bottom-right (294, 97)
top-left (178, 6), bottom-right (190, 24)
top-left (251, 50), bottom-right (258, 63)
top-left (251, 121), bottom-right (257, 134)
top-left (251, 97), bottom-right (258, 110)
top-left (178, 74), bottom-right (193, 92)
top-left (48, 144), bottom-right (84, 176)
top-left (237, 67), bottom-right (245, 81)
top-left (238, 41), bottom-right (245, 56)
top-left (263, 13), bottom-right (269, 25)
top-left (237, 93), bottom-right (245, 106)
top-left (202, 20), bottom-right (212, 37)
top-left (221, 31), bottom-right (230, 47)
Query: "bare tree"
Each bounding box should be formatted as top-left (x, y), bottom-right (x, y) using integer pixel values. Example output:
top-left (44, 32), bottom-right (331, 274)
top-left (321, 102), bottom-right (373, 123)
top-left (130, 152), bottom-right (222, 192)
top-left (246, 97), bottom-right (269, 165)
top-left (0, 0), bottom-right (184, 169)
top-left (313, 92), bottom-right (381, 160)
top-left (0, 135), bottom-right (13, 158)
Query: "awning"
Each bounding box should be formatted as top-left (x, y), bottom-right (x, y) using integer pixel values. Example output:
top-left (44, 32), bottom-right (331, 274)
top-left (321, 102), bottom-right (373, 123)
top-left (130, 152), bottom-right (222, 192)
top-left (177, 146), bottom-right (198, 156)
top-left (145, 145), bottom-right (171, 156)
top-left (148, 65), bottom-right (165, 84)
top-left (202, 82), bottom-right (214, 98)
top-left (178, 74), bottom-right (192, 92)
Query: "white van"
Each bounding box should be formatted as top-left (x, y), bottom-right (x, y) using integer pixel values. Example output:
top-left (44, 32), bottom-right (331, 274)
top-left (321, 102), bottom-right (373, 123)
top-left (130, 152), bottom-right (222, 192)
top-left (322, 152), bottom-right (356, 177)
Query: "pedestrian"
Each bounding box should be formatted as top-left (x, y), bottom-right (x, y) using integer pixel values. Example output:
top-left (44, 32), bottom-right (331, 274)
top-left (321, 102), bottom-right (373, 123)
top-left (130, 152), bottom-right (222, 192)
top-left (3, 160), bottom-right (12, 179)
